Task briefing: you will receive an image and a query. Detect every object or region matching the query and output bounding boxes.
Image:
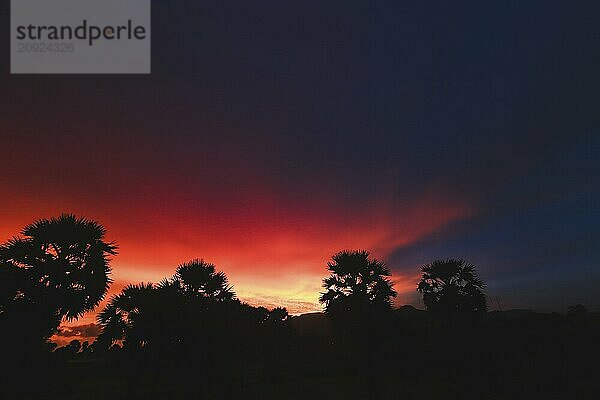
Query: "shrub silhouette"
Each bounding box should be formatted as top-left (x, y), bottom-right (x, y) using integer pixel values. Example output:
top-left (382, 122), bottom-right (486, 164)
top-left (267, 306), bottom-right (289, 324)
top-left (417, 259), bottom-right (487, 315)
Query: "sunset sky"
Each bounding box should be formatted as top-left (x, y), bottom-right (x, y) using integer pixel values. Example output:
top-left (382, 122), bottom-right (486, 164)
top-left (1, 1), bottom-right (599, 333)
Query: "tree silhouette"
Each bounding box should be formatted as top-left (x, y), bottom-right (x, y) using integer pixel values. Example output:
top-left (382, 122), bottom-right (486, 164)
top-left (320, 250), bottom-right (396, 319)
top-left (417, 259), bottom-right (487, 314)
top-left (0, 214), bottom-right (116, 347)
top-left (96, 259), bottom-right (236, 350)
top-left (172, 259), bottom-right (235, 301)
top-left (96, 282), bottom-right (156, 349)
top-left (95, 259), bottom-right (244, 397)
top-left (96, 280), bottom-right (187, 349)
top-left (320, 251), bottom-right (396, 400)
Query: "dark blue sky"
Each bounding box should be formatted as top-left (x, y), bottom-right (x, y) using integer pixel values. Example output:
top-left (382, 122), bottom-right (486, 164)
top-left (1, 1), bottom-right (599, 312)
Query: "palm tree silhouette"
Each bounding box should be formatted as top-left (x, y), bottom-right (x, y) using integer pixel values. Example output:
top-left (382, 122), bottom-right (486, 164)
top-left (417, 259), bottom-right (487, 314)
top-left (96, 282), bottom-right (161, 349)
top-left (320, 250), bottom-right (396, 318)
top-left (97, 259), bottom-right (236, 350)
top-left (99, 280), bottom-right (191, 350)
top-left (320, 251), bottom-right (396, 400)
top-left (0, 214), bottom-right (117, 345)
top-left (172, 259), bottom-right (235, 301)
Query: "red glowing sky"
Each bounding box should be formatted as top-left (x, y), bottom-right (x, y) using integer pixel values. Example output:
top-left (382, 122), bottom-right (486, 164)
top-left (0, 112), bottom-right (477, 321)
top-left (2, 1), bottom-right (598, 341)
top-left (0, 176), bottom-right (474, 320)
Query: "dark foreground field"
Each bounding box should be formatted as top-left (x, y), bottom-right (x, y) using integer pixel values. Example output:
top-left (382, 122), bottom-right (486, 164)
top-left (4, 308), bottom-right (599, 400)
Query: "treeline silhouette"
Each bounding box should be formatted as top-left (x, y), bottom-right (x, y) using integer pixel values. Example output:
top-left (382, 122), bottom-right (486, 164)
top-left (1, 215), bottom-right (599, 399)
